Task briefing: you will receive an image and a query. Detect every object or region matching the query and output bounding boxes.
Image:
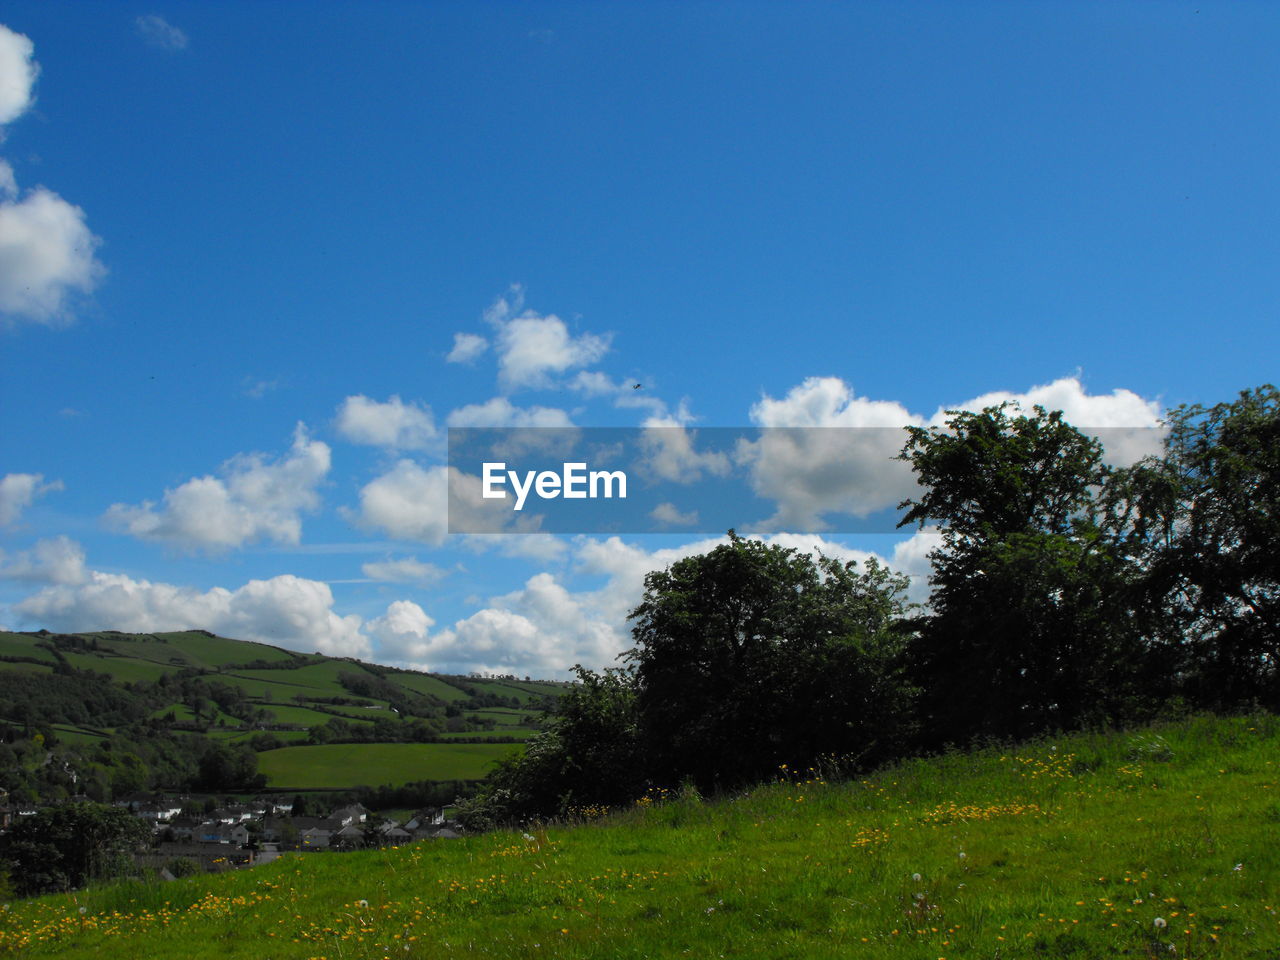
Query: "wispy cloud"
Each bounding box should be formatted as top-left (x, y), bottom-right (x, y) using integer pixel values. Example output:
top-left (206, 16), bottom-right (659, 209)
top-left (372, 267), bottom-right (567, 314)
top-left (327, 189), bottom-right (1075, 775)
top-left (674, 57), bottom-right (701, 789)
top-left (135, 15), bottom-right (189, 52)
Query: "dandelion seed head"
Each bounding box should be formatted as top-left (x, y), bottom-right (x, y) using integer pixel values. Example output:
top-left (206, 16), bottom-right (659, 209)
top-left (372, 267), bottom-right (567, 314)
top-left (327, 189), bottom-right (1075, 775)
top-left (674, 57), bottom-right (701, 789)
top-left (1154, 917), bottom-right (1167, 929)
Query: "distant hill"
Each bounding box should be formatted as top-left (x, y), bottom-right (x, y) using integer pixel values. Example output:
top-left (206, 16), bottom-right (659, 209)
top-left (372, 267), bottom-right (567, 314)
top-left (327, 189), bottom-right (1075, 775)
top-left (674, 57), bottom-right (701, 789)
top-left (0, 629), bottom-right (568, 793)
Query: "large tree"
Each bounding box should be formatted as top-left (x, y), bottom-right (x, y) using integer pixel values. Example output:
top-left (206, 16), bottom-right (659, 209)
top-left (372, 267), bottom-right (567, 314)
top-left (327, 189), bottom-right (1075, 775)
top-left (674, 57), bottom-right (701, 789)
top-left (626, 532), bottom-right (916, 790)
top-left (0, 803), bottom-right (150, 896)
top-left (898, 404), bottom-right (1152, 744)
top-left (1111, 384), bottom-right (1279, 709)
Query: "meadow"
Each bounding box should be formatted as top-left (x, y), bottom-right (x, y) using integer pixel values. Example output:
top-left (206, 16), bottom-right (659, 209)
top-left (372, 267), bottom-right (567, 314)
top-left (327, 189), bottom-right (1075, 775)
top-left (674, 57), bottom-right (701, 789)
top-left (3, 714), bottom-right (1277, 958)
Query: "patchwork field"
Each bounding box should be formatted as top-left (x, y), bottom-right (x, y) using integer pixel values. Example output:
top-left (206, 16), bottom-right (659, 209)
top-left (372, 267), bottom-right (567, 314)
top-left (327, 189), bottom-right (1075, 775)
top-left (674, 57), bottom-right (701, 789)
top-left (0, 629), bottom-right (566, 790)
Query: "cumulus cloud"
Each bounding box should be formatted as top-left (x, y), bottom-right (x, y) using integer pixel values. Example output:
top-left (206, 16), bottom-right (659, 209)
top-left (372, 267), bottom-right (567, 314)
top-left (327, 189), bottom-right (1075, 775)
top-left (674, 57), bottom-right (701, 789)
top-left (0, 25), bottom-right (38, 125)
top-left (650, 502), bottom-right (699, 527)
top-left (737, 375), bottom-right (1166, 532)
top-left (638, 415), bottom-right (732, 484)
top-left (0, 535), bottom-right (86, 585)
top-left (348, 462), bottom-right (537, 545)
top-left (14, 570), bottom-right (369, 658)
top-left (0, 178), bottom-right (105, 325)
top-left (105, 425), bottom-right (330, 550)
top-left (134, 15), bottom-right (188, 51)
top-left (336, 394), bottom-right (436, 450)
top-left (445, 397), bottom-right (574, 430)
top-left (361, 556), bottom-right (447, 586)
top-left (446, 332), bottom-right (488, 364)
top-left (0, 27), bottom-right (106, 327)
top-left (941, 376), bottom-right (1165, 465)
top-left (365, 599), bottom-right (437, 662)
top-left (474, 288), bottom-right (610, 390)
top-left (347, 461), bottom-right (449, 545)
top-left (370, 573), bottom-right (619, 675)
top-left (737, 377), bottom-right (920, 530)
top-left (0, 472), bottom-right (63, 526)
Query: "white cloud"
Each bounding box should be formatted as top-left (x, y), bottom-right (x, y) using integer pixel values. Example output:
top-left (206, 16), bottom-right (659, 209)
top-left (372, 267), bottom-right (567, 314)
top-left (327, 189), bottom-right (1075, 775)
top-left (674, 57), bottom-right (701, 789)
top-left (737, 375), bottom-right (1166, 532)
top-left (0, 535), bottom-right (86, 585)
top-left (135, 15), bottom-right (188, 52)
top-left (347, 461), bottom-right (448, 545)
top-left (0, 181), bottom-right (105, 325)
top-left (446, 396), bottom-right (574, 429)
top-left (373, 573), bottom-right (619, 675)
top-left (241, 376), bottom-right (279, 399)
top-left (481, 288), bottom-right (610, 391)
top-left (0, 472), bottom-right (63, 526)
top-left (737, 377), bottom-right (920, 530)
top-left (638, 415), bottom-right (732, 484)
top-left (365, 599), bottom-right (436, 661)
top-left (336, 394), bottom-right (436, 450)
top-left (105, 424), bottom-right (330, 550)
top-left (650, 502), bottom-right (699, 527)
top-left (0, 27), bottom-right (105, 327)
top-left (14, 570), bottom-right (369, 658)
top-left (464, 533), bottom-right (569, 563)
top-left (348, 461), bottom-right (536, 545)
top-left (446, 332), bottom-right (488, 364)
top-left (942, 376), bottom-right (1166, 465)
top-left (0, 25), bottom-right (38, 126)
top-left (361, 556), bottom-right (447, 586)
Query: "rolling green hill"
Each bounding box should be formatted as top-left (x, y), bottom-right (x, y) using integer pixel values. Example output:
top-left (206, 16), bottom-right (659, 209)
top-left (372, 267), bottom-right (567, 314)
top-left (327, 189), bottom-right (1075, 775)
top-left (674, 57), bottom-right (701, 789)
top-left (3, 715), bottom-right (1278, 958)
top-left (0, 630), bottom-right (567, 794)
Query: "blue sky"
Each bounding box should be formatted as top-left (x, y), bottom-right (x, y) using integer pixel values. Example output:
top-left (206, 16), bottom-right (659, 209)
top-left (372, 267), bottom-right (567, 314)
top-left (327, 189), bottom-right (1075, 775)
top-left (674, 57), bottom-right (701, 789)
top-left (2, 2), bottom-right (1277, 677)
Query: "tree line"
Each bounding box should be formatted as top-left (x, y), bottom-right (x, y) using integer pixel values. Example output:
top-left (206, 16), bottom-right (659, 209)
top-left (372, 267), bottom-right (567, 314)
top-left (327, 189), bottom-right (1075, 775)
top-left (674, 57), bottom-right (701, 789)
top-left (458, 384), bottom-right (1278, 828)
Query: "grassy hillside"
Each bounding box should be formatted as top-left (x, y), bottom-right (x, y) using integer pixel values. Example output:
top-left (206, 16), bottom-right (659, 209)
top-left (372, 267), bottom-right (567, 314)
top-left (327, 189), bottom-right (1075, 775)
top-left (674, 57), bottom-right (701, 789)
top-left (0, 630), bottom-right (568, 793)
top-left (3, 715), bottom-right (1278, 958)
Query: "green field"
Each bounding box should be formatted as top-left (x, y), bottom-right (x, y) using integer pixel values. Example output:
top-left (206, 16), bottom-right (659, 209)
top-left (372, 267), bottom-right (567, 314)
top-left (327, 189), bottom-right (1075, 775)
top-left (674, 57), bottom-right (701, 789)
top-left (256, 741), bottom-right (524, 788)
top-left (437, 728), bottom-right (541, 740)
top-left (388, 672), bottom-right (472, 702)
top-left (0, 632), bottom-right (59, 663)
top-left (6, 714), bottom-right (1280, 959)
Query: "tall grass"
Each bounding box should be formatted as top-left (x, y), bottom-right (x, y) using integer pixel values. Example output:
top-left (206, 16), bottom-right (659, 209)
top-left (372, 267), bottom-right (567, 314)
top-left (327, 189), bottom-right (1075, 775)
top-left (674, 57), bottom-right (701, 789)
top-left (3, 714), bottom-right (1278, 958)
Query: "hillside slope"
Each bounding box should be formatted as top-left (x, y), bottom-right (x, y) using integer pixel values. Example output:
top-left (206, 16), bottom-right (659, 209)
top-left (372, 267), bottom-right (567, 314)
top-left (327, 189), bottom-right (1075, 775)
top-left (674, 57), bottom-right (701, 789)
top-left (3, 714), bottom-right (1278, 958)
top-left (0, 630), bottom-right (565, 793)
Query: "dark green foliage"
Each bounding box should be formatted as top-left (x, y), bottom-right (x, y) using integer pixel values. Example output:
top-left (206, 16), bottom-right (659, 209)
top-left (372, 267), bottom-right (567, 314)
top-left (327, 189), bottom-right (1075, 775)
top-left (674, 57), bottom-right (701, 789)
top-left (1110, 384), bottom-right (1280, 710)
top-left (628, 534), bottom-right (916, 789)
top-left (195, 742), bottom-right (265, 792)
top-left (0, 803), bottom-right (150, 895)
top-left (897, 404), bottom-right (1155, 743)
top-left (0, 670), bottom-right (149, 728)
top-left (456, 667), bottom-right (642, 828)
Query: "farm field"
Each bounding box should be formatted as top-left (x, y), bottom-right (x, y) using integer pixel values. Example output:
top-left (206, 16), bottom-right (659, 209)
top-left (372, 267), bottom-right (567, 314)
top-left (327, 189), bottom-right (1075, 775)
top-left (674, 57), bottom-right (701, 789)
top-left (5, 714), bottom-right (1279, 958)
top-left (256, 741), bottom-right (524, 789)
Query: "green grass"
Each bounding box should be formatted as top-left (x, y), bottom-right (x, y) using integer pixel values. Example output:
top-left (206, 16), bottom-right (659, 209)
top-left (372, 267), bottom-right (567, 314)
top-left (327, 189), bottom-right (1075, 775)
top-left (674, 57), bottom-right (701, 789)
top-left (0, 632), bottom-right (59, 663)
top-left (54, 651), bottom-right (173, 684)
top-left (251, 704), bottom-right (373, 728)
top-left (49, 723), bottom-right (110, 744)
top-left (256, 741), bottom-right (523, 789)
top-left (5, 715), bottom-right (1280, 959)
top-left (388, 672), bottom-right (472, 703)
top-left (0, 660), bottom-right (54, 675)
